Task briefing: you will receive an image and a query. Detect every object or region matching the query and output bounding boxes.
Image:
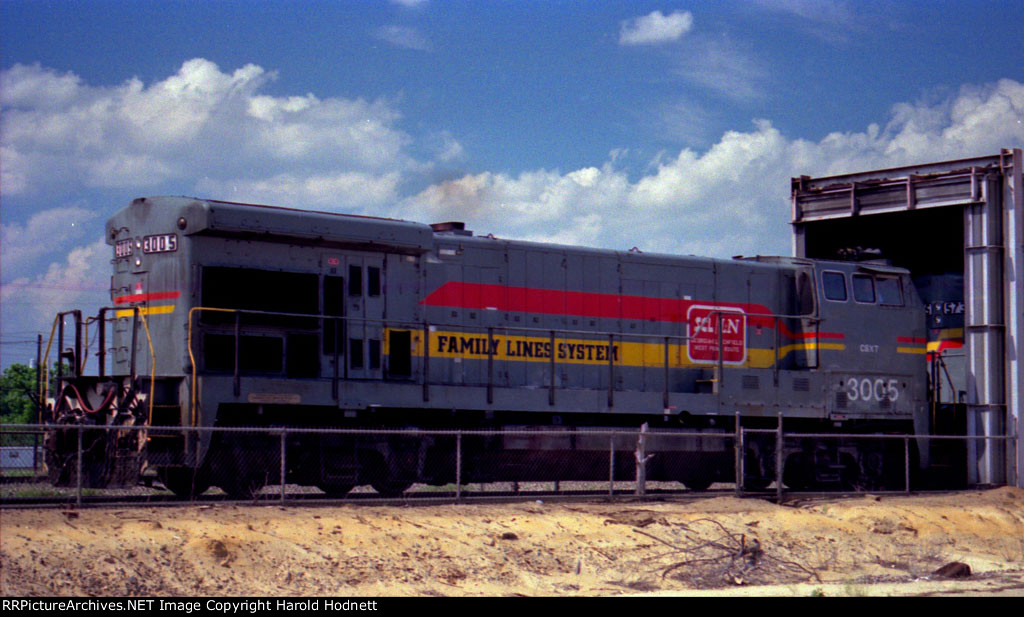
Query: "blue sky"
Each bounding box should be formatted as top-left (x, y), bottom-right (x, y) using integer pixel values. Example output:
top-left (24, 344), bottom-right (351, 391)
top-left (2, 0), bottom-right (1024, 366)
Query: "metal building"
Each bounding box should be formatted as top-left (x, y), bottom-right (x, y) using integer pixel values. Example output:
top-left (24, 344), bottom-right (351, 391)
top-left (791, 148), bottom-right (1023, 488)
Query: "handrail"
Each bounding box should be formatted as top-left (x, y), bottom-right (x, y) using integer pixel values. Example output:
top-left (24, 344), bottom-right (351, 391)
top-left (183, 304), bottom-right (823, 420)
top-left (38, 315), bottom-right (60, 422)
top-left (185, 304), bottom-right (819, 343)
top-left (138, 308), bottom-right (156, 425)
top-left (38, 308), bottom-right (155, 423)
top-left (187, 307), bottom-right (237, 428)
top-left (49, 301), bottom-right (826, 430)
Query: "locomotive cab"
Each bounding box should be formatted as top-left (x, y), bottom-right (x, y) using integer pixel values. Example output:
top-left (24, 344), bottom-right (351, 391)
top-left (790, 261), bottom-right (929, 488)
top-left (811, 261), bottom-right (928, 428)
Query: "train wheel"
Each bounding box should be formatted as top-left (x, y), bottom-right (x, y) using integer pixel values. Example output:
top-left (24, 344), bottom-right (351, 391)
top-left (158, 467), bottom-right (210, 498)
top-left (219, 474), bottom-right (265, 500)
top-left (370, 479), bottom-right (412, 497)
top-left (743, 475), bottom-right (772, 491)
top-left (839, 452), bottom-right (859, 489)
top-left (217, 451), bottom-right (266, 500)
top-left (681, 474), bottom-right (713, 491)
top-left (362, 448), bottom-right (415, 497)
top-left (782, 452), bottom-right (812, 490)
top-left (317, 483), bottom-right (354, 497)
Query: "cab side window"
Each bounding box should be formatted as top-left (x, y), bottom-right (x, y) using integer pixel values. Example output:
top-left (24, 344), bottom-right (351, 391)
top-left (822, 271), bottom-right (847, 301)
top-left (877, 277), bottom-right (904, 306)
top-left (852, 274), bottom-right (876, 303)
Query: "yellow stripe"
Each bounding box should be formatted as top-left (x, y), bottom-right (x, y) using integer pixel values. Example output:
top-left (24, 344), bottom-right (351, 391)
top-left (386, 328), bottom-right (844, 370)
top-left (897, 347), bottom-right (928, 354)
top-left (778, 342), bottom-right (846, 356)
top-left (115, 304), bottom-right (176, 318)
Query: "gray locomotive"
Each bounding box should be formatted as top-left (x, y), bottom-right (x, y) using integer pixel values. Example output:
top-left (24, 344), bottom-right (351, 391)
top-left (43, 196), bottom-right (930, 496)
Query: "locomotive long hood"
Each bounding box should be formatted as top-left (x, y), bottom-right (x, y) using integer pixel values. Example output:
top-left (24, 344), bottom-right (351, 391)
top-left (108, 196), bottom-right (435, 252)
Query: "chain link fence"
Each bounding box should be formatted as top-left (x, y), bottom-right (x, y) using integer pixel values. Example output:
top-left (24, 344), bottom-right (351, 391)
top-left (0, 422), bottom-right (1016, 506)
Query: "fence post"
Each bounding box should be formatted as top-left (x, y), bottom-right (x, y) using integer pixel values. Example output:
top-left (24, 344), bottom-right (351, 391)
top-left (76, 426), bottom-right (83, 508)
top-left (734, 411), bottom-right (743, 497)
top-left (35, 334), bottom-right (42, 423)
top-left (280, 429), bottom-right (287, 503)
top-left (635, 423), bottom-right (652, 496)
top-left (455, 431), bottom-right (462, 502)
top-left (775, 413), bottom-right (783, 503)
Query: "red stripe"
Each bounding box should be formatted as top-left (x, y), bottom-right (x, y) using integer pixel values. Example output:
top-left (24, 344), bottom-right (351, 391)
top-left (775, 323), bottom-right (845, 340)
top-left (113, 291), bottom-right (181, 305)
top-left (897, 336), bottom-right (927, 344)
top-left (421, 282), bottom-right (845, 339)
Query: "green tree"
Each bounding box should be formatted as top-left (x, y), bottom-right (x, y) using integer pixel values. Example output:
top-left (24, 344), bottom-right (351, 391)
top-left (1, 363), bottom-right (39, 425)
top-left (1, 362), bottom-right (43, 447)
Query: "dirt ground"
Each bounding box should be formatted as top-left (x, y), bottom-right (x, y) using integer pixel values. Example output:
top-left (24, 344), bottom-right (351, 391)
top-left (2, 488), bottom-right (1023, 597)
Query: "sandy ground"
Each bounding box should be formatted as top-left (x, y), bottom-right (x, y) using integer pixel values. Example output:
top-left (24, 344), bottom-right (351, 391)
top-left (1, 488), bottom-right (1023, 597)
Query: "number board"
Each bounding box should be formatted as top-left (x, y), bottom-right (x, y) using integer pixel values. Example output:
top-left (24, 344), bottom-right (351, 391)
top-left (114, 239), bottom-right (133, 258)
top-left (141, 234), bottom-right (178, 254)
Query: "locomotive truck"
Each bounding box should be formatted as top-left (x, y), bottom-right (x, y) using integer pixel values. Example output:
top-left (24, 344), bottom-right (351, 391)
top-left (42, 196), bottom-right (930, 497)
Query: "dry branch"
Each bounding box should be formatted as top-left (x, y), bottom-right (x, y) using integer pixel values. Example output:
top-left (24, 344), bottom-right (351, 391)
top-left (633, 518), bottom-right (821, 587)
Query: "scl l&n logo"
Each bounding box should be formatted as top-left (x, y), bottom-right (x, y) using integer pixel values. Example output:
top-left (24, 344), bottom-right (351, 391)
top-left (687, 305), bottom-right (746, 364)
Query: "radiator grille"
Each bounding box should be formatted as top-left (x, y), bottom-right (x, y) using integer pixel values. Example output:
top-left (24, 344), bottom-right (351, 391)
top-left (835, 391), bottom-right (848, 410)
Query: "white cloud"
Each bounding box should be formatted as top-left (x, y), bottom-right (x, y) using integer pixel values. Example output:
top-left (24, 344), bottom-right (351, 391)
top-left (673, 37), bottom-right (768, 102)
top-left (390, 0), bottom-right (428, 7)
top-left (195, 171), bottom-right (402, 212)
top-left (750, 0), bottom-right (861, 43)
top-left (401, 80), bottom-right (1024, 259)
top-left (1, 206), bottom-right (98, 281)
top-left (2, 58), bottom-right (1023, 349)
top-left (651, 99), bottom-right (717, 147)
top-left (375, 25), bottom-right (433, 52)
top-left (0, 238), bottom-right (110, 356)
top-left (752, 0), bottom-right (856, 26)
top-left (619, 10), bottom-right (693, 46)
top-left (0, 59), bottom-right (417, 198)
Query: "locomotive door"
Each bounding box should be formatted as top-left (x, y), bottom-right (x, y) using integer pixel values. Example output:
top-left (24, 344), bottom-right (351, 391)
top-left (791, 266), bottom-right (818, 369)
top-left (323, 252), bottom-right (385, 380)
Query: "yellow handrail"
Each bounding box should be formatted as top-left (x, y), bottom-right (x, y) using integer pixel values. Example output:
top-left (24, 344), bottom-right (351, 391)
top-left (138, 309), bottom-right (156, 425)
top-left (38, 316), bottom-right (60, 422)
top-left (187, 307), bottom-right (237, 428)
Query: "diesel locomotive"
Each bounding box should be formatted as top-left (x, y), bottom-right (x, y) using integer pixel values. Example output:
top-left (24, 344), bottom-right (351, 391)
top-left (42, 196), bottom-right (930, 497)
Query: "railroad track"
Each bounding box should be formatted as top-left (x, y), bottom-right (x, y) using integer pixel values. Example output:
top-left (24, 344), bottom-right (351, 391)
top-left (0, 480), bottom-right (746, 509)
top-left (3, 479), bottom-right (943, 509)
